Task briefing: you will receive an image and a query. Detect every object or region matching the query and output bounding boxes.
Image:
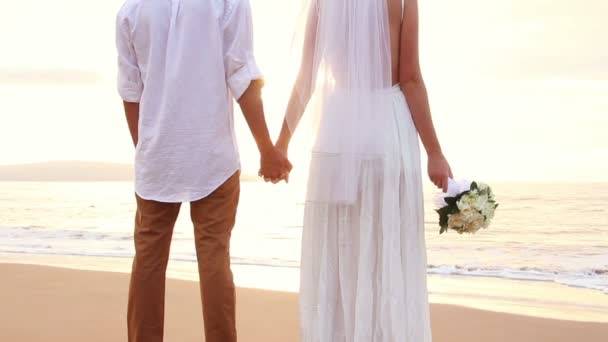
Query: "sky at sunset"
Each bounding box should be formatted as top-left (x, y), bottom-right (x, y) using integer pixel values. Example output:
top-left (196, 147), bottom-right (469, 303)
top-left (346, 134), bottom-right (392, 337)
top-left (0, 0), bottom-right (606, 182)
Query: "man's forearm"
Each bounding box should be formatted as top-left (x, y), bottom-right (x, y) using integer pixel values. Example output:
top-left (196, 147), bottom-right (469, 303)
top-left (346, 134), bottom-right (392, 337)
top-left (123, 101), bottom-right (140, 147)
top-left (238, 80), bottom-right (274, 153)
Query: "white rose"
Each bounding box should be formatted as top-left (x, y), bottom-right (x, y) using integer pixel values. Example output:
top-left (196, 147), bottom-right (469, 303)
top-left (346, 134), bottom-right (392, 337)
top-left (460, 209), bottom-right (476, 223)
top-left (457, 199), bottom-right (471, 211)
top-left (464, 212), bottom-right (485, 233)
top-left (458, 194), bottom-right (478, 211)
top-left (475, 194), bottom-right (489, 210)
top-left (481, 202), bottom-right (496, 219)
top-left (448, 213), bottom-right (466, 229)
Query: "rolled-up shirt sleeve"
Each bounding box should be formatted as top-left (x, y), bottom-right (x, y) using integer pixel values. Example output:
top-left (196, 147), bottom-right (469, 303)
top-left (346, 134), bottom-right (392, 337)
top-left (222, 0), bottom-right (263, 100)
top-left (116, 13), bottom-right (143, 103)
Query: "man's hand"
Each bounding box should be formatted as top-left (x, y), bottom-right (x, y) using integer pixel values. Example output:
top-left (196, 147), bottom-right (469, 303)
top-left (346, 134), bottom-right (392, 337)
top-left (237, 80), bottom-right (292, 184)
top-left (259, 145), bottom-right (292, 183)
top-left (123, 101), bottom-right (140, 147)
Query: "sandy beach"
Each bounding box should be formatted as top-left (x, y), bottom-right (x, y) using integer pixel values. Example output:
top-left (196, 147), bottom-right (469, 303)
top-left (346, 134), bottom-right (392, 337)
top-left (1, 263), bottom-right (606, 342)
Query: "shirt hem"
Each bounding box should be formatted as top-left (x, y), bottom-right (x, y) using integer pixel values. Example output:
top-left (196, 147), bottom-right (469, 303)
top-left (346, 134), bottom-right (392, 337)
top-left (134, 166), bottom-right (241, 203)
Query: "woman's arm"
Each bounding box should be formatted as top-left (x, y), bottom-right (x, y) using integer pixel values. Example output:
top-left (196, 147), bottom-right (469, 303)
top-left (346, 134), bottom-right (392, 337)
top-left (400, 0), bottom-right (452, 191)
top-left (225, 0), bottom-right (292, 181)
top-left (275, 2), bottom-right (319, 153)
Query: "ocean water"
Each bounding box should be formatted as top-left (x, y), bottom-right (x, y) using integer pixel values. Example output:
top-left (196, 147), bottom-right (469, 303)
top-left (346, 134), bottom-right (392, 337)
top-left (1, 0), bottom-right (607, 323)
top-left (1, 181), bottom-right (607, 295)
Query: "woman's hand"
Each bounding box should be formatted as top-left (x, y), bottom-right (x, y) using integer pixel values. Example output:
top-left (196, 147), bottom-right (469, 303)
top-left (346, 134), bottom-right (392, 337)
top-left (273, 140), bottom-right (290, 183)
top-left (428, 152), bottom-right (452, 192)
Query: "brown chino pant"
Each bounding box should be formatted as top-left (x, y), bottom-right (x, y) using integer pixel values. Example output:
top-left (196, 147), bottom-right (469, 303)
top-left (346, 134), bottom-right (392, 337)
top-left (127, 171), bottom-right (240, 342)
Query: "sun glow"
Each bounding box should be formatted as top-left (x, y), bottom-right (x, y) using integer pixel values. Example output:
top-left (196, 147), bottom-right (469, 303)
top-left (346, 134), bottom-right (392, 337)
top-left (0, 0), bottom-right (607, 182)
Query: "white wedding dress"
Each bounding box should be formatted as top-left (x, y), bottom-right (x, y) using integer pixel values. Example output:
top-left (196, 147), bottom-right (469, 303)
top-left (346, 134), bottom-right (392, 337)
top-left (286, 0), bottom-right (432, 341)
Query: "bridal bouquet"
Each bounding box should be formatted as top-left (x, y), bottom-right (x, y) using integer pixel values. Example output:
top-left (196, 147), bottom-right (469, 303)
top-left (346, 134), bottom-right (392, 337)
top-left (436, 179), bottom-right (499, 234)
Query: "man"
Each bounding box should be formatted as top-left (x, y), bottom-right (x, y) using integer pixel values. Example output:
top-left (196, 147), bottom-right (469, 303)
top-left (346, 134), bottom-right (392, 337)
top-left (115, 0), bottom-right (291, 341)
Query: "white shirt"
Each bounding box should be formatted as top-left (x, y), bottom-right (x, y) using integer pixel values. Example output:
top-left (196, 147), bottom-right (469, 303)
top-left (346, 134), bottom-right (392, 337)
top-left (116, 0), bottom-right (261, 202)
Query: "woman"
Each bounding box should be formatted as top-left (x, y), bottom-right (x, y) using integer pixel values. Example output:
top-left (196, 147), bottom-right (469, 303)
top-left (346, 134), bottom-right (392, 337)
top-left (275, 0), bottom-right (451, 340)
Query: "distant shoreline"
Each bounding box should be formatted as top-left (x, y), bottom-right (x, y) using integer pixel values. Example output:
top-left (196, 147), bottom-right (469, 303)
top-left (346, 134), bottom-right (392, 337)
top-left (0, 161), bottom-right (261, 182)
top-left (1, 161), bottom-right (606, 183)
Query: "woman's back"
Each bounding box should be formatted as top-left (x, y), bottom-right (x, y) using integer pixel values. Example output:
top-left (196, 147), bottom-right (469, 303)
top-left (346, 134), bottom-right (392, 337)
top-left (388, 0), bottom-right (403, 85)
top-left (296, 3), bottom-right (433, 340)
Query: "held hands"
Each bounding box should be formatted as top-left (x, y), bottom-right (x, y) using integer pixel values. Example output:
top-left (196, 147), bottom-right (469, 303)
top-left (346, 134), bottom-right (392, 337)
top-left (258, 144), bottom-right (292, 184)
top-left (428, 152), bottom-right (452, 193)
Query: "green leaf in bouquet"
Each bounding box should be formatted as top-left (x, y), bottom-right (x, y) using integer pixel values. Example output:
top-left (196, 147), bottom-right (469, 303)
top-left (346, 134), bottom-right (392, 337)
top-left (470, 182), bottom-right (479, 191)
top-left (448, 206), bottom-right (460, 215)
top-left (439, 216), bottom-right (449, 229)
top-left (444, 197), bottom-right (457, 206)
top-left (437, 207), bottom-right (450, 231)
